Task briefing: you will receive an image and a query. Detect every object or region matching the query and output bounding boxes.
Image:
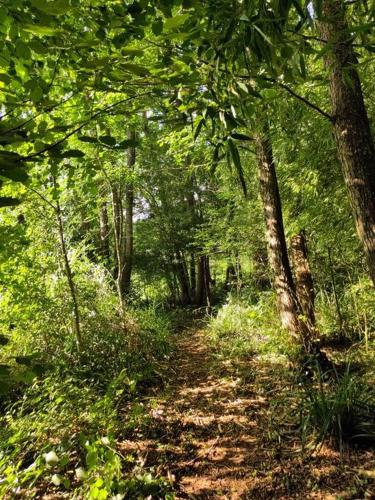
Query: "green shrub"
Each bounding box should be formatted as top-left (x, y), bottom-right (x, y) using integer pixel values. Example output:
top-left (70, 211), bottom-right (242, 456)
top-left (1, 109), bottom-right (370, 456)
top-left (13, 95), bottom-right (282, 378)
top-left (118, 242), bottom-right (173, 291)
top-left (208, 293), bottom-right (299, 358)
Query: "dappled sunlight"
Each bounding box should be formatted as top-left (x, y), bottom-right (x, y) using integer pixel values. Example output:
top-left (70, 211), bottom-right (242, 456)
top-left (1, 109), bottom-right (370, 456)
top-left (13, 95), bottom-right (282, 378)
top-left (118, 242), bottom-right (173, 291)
top-left (114, 327), bottom-right (374, 499)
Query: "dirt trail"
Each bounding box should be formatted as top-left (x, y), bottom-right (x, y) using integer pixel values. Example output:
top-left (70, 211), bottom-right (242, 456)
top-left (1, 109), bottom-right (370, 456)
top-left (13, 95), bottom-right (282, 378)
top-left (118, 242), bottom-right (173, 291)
top-left (119, 327), bottom-right (375, 499)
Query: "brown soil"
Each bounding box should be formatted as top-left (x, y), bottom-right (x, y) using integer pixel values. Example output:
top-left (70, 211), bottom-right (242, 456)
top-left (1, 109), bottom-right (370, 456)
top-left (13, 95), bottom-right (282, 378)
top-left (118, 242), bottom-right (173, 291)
top-left (119, 326), bottom-right (375, 499)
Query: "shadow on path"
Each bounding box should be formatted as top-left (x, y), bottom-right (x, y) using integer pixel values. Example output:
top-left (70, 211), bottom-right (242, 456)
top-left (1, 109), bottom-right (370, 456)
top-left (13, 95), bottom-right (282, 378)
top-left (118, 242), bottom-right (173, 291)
top-left (119, 327), bottom-right (375, 499)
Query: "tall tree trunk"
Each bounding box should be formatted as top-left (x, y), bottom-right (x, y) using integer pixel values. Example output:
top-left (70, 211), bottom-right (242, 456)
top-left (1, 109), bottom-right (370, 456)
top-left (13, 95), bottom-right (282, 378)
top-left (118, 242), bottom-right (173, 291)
top-left (55, 195), bottom-right (82, 351)
top-left (175, 251), bottom-right (191, 305)
top-left (225, 263), bottom-right (236, 291)
top-left (120, 129), bottom-right (136, 296)
top-left (291, 231), bottom-right (315, 329)
top-left (111, 185), bottom-right (124, 307)
top-left (190, 252), bottom-right (196, 299)
top-left (99, 201), bottom-right (110, 264)
top-left (317, 0), bottom-right (375, 286)
top-left (196, 255), bottom-right (211, 308)
top-left (255, 125), bottom-right (301, 337)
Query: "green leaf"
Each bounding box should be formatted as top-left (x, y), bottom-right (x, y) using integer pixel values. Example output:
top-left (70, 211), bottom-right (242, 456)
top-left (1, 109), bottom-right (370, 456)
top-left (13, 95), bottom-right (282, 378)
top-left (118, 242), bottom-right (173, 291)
top-left (30, 0), bottom-right (72, 15)
top-left (0, 73), bottom-right (10, 84)
top-left (121, 47), bottom-right (144, 57)
top-left (152, 19), bottom-right (163, 35)
top-left (15, 355), bottom-right (33, 366)
top-left (79, 136), bottom-right (98, 144)
top-left (0, 197), bottom-right (21, 207)
top-left (194, 117), bottom-right (205, 140)
top-left (164, 14), bottom-right (190, 30)
top-left (231, 133), bottom-right (253, 141)
top-left (291, 0), bottom-right (306, 19)
top-left (60, 150), bottom-right (85, 158)
top-left (121, 63), bottom-right (150, 76)
top-left (0, 166), bottom-right (28, 183)
top-left (227, 139), bottom-right (247, 196)
top-left (80, 57), bottom-right (110, 69)
top-left (99, 135), bottom-right (116, 146)
top-left (86, 450), bottom-right (97, 469)
top-left (31, 85), bottom-right (43, 103)
top-left (0, 364), bottom-right (10, 377)
top-left (0, 133), bottom-right (27, 145)
top-left (23, 24), bottom-right (60, 36)
top-left (15, 40), bottom-right (31, 59)
top-left (118, 139), bottom-right (139, 149)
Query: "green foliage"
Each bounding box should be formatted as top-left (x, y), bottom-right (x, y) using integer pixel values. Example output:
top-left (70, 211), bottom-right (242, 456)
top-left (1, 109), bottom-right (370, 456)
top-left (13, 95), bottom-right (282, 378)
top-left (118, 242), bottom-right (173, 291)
top-left (0, 305), bottom-right (175, 498)
top-left (298, 368), bottom-right (375, 450)
top-left (208, 295), bottom-right (299, 359)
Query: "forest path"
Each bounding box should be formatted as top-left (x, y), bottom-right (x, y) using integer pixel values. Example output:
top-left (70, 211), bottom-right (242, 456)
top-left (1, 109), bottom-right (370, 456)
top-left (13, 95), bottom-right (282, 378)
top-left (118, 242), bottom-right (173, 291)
top-left (119, 325), bottom-right (367, 499)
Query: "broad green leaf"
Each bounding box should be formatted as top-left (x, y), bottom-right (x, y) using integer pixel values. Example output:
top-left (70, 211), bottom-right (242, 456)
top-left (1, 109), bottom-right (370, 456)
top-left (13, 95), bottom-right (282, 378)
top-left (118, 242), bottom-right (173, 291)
top-left (121, 47), bottom-right (144, 57)
top-left (79, 136), bottom-right (98, 144)
top-left (23, 24), bottom-right (60, 36)
top-left (231, 133), bottom-right (253, 141)
top-left (164, 14), bottom-right (190, 30)
top-left (30, 0), bottom-right (72, 15)
top-left (0, 196), bottom-right (21, 207)
top-left (152, 19), bottom-right (163, 35)
top-left (31, 85), bottom-right (43, 103)
top-left (86, 450), bottom-right (97, 469)
top-left (15, 40), bottom-right (31, 59)
top-left (118, 139), bottom-right (139, 149)
top-left (228, 138), bottom-right (247, 196)
top-left (61, 150), bottom-right (85, 158)
top-left (0, 166), bottom-right (28, 183)
top-left (194, 117), bottom-right (205, 140)
top-left (0, 133), bottom-right (28, 145)
top-left (0, 73), bottom-right (10, 84)
top-left (121, 63), bottom-right (150, 76)
top-left (99, 135), bottom-right (116, 146)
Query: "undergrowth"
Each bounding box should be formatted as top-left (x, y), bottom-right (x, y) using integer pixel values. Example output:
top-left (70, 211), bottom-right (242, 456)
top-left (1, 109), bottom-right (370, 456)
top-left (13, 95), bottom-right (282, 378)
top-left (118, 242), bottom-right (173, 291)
top-left (0, 307), bottom-right (177, 499)
top-left (208, 293), bottom-right (300, 359)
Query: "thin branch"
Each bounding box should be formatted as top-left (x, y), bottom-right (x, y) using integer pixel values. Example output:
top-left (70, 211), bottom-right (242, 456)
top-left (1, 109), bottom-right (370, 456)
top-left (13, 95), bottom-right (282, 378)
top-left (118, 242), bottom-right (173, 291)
top-left (19, 91), bottom-right (153, 162)
top-left (27, 186), bottom-right (57, 211)
top-left (277, 81), bottom-right (333, 121)
top-left (2, 92), bottom-right (78, 135)
top-left (46, 51), bottom-right (62, 93)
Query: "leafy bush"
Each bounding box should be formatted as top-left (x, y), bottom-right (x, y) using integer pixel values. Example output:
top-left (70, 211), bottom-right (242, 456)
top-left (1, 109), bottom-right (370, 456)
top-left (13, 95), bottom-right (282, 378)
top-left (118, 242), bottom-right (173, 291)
top-left (0, 294), bottom-right (176, 498)
top-left (208, 293), bottom-right (299, 358)
top-left (316, 277), bottom-right (375, 344)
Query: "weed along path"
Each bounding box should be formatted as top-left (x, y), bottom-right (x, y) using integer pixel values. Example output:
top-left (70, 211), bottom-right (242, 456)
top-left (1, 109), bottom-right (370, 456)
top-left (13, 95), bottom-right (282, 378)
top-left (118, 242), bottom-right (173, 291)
top-left (119, 326), bottom-right (375, 499)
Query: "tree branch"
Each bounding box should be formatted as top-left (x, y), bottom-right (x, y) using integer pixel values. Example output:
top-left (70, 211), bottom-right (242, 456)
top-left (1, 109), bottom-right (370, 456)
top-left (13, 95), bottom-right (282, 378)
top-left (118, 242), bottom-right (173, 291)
top-left (18, 91), bottom-right (153, 162)
top-left (277, 82), bottom-right (333, 122)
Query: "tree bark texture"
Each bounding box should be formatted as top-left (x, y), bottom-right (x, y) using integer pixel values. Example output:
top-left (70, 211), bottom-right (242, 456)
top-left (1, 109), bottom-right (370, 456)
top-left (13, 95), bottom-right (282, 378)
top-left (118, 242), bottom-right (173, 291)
top-left (291, 231), bottom-right (315, 329)
top-left (318, 0), bottom-right (375, 286)
top-left (255, 126), bottom-right (301, 337)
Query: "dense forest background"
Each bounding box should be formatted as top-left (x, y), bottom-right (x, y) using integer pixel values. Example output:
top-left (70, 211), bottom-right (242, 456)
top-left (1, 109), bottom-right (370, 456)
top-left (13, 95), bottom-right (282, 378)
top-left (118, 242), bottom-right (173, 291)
top-left (1, 0), bottom-right (375, 498)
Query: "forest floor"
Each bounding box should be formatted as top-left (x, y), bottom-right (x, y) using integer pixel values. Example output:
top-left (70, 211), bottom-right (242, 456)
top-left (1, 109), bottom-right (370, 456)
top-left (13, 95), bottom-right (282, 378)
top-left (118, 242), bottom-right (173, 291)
top-left (119, 325), bottom-right (375, 499)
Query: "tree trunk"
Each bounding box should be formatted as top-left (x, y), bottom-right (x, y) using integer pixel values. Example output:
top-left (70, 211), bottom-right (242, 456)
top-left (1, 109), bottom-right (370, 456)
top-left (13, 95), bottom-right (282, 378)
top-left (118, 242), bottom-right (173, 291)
top-left (111, 185), bottom-right (124, 306)
top-left (120, 129), bottom-right (136, 296)
top-left (175, 251), bottom-right (191, 305)
top-left (190, 252), bottom-right (196, 299)
top-left (255, 125), bottom-right (301, 337)
top-left (225, 263), bottom-right (236, 291)
top-left (99, 201), bottom-right (110, 264)
top-left (291, 231), bottom-right (315, 329)
top-left (317, 0), bottom-right (375, 286)
top-left (196, 255), bottom-right (211, 309)
top-left (55, 196), bottom-right (82, 352)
